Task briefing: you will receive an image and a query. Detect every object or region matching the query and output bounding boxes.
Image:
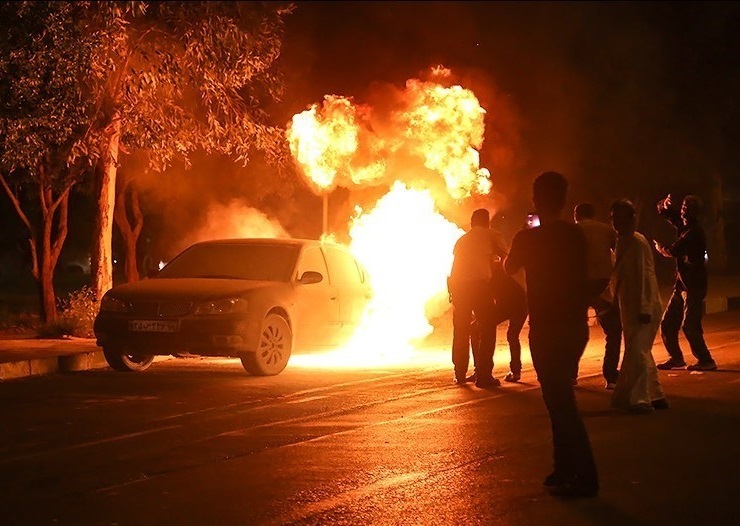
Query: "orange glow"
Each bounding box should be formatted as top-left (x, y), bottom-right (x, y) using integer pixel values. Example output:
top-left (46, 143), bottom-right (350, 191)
top-left (287, 67), bottom-right (494, 367)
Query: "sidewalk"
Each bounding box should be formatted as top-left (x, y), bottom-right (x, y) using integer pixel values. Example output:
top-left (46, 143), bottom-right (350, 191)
top-left (2, 274), bottom-right (740, 382)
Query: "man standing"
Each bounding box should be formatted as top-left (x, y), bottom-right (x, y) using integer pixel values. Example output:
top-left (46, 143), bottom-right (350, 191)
top-left (448, 209), bottom-right (498, 388)
top-left (505, 172), bottom-right (598, 498)
top-left (574, 203), bottom-right (622, 389)
top-left (654, 195), bottom-right (717, 371)
top-left (610, 200), bottom-right (668, 413)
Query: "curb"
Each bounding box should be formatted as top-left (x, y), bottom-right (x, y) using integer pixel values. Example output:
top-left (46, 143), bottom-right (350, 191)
top-left (0, 350), bottom-right (108, 381)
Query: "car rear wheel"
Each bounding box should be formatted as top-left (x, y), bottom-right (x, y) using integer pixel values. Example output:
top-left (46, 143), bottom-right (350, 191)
top-left (103, 347), bottom-right (155, 372)
top-left (241, 313), bottom-right (292, 376)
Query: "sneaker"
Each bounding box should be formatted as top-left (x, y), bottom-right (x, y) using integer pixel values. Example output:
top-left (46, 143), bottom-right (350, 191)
top-left (687, 361), bottom-right (717, 371)
top-left (453, 375), bottom-right (468, 385)
top-left (656, 358), bottom-right (687, 370)
top-left (549, 482), bottom-right (598, 499)
top-left (628, 403), bottom-right (653, 414)
top-left (465, 372), bottom-right (478, 383)
top-left (605, 382), bottom-right (616, 390)
top-left (504, 371), bottom-right (521, 383)
top-left (543, 472), bottom-right (564, 487)
top-left (475, 376), bottom-right (501, 389)
top-left (651, 398), bottom-right (670, 410)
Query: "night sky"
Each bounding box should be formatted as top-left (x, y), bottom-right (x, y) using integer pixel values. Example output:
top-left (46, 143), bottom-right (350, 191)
top-left (3, 1), bottom-right (740, 271)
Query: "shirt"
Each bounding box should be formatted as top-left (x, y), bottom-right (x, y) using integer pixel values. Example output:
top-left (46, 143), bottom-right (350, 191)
top-left (577, 218), bottom-right (616, 281)
top-left (450, 226), bottom-right (494, 283)
top-left (659, 208), bottom-right (707, 292)
top-left (505, 220), bottom-right (588, 329)
top-left (613, 232), bottom-right (662, 321)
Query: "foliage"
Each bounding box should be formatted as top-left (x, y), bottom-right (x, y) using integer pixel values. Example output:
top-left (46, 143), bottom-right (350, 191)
top-left (78, 1), bottom-right (295, 172)
top-left (0, 1), bottom-right (93, 185)
top-left (39, 286), bottom-right (99, 338)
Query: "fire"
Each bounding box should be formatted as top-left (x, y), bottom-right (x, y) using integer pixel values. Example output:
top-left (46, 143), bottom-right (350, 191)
top-left (287, 67), bottom-right (493, 367)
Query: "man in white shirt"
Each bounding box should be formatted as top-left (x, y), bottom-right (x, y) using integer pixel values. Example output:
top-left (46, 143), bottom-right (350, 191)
top-left (574, 203), bottom-right (623, 389)
top-left (609, 199), bottom-right (668, 413)
top-left (448, 209), bottom-right (498, 388)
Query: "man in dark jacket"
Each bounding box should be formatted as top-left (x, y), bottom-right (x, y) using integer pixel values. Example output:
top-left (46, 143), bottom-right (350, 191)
top-left (654, 194), bottom-right (717, 371)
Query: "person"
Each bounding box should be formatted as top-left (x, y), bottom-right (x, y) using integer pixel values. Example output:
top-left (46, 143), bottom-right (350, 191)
top-left (504, 171), bottom-right (598, 499)
top-left (654, 194), bottom-right (717, 371)
top-left (609, 199), bottom-right (668, 413)
top-left (469, 225), bottom-right (527, 383)
top-left (448, 209), bottom-right (499, 388)
top-left (574, 203), bottom-right (623, 389)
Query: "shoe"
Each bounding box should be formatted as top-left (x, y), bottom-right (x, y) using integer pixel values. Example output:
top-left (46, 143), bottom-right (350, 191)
top-left (475, 376), bottom-right (501, 389)
top-left (549, 482), bottom-right (598, 499)
top-left (572, 378), bottom-right (578, 386)
top-left (453, 375), bottom-right (468, 385)
top-left (504, 371), bottom-right (521, 383)
top-left (465, 372), bottom-right (478, 383)
top-left (543, 472), bottom-right (564, 487)
top-left (651, 398), bottom-right (670, 410)
top-left (657, 358), bottom-right (686, 370)
top-left (605, 382), bottom-right (616, 390)
top-left (628, 403), bottom-right (653, 414)
top-left (687, 361), bottom-right (717, 371)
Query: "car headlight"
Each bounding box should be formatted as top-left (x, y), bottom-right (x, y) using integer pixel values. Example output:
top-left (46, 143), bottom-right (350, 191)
top-left (193, 297), bottom-right (249, 315)
top-left (99, 294), bottom-right (130, 313)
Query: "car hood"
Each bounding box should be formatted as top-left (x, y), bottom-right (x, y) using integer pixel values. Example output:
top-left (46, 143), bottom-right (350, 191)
top-left (108, 278), bottom-right (283, 301)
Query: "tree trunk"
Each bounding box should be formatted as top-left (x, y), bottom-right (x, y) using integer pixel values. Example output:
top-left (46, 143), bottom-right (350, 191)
top-left (114, 173), bottom-right (144, 283)
top-left (90, 116), bottom-right (121, 299)
top-left (1, 170), bottom-right (71, 323)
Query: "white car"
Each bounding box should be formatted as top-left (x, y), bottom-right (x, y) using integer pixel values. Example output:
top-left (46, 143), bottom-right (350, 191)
top-left (94, 239), bottom-right (372, 376)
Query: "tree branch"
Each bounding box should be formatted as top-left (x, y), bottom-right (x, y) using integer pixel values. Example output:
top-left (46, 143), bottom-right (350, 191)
top-left (0, 172), bottom-right (36, 239)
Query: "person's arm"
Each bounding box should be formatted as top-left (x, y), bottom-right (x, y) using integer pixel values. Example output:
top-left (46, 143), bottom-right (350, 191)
top-left (504, 231), bottom-right (524, 275)
top-left (657, 195), bottom-right (682, 229)
top-left (490, 229), bottom-right (509, 261)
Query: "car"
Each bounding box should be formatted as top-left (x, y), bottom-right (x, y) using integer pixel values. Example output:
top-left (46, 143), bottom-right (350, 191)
top-left (94, 238), bottom-right (372, 376)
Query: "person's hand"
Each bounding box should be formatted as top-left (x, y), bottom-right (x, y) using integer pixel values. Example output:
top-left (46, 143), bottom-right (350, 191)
top-left (638, 313), bottom-right (651, 324)
top-left (657, 193), bottom-right (673, 212)
top-left (653, 240), bottom-right (668, 257)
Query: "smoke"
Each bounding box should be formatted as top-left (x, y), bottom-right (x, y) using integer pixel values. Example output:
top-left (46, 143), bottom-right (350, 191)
top-left (174, 200), bottom-right (289, 255)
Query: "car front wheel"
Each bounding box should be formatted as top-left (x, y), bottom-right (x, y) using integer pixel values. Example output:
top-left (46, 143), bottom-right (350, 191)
top-left (103, 347), bottom-right (155, 372)
top-left (241, 313), bottom-right (292, 376)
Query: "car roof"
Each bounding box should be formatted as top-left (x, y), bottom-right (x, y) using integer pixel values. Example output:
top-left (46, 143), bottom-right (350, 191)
top-left (192, 238), bottom-right (344, 250)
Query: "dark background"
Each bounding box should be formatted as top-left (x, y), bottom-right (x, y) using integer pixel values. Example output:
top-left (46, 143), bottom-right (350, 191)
top-left (2, 1), bottom-right (739, 289)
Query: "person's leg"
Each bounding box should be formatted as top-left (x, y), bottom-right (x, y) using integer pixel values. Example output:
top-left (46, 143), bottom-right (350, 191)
top-left (473, 297), bottom-right (497, 382)
top-left (659, 288), bottom-right (686, 366)
top-left (469, 319), bottom-right (480, 371)
top-left (683, 288), bottom-right (716, 366)
top-left (505, 302), bottom-right (527, 380)
top-left (598, 302), bottom-right (622, 385)
top-left (532, 330), bottom-right (598, 492)
top-left (452, 293), bottom-right (474, 382)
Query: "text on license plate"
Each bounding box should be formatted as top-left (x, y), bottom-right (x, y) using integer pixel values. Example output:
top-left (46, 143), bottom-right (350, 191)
top-left (129, 320), bottom-right (179, 333)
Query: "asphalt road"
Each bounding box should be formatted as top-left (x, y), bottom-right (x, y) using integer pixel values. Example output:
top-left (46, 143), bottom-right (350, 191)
top-left (1, 312), bottom-right (739, 526)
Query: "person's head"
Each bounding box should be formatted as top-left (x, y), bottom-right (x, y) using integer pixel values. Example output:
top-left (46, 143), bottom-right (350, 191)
top-left (610, 199), bottom-right (636, 236)
top-left (681, 195), bottom-right (702, 225)
top-left (470, 208), bottom-right (490, 228)
top-left (533, 171), bottom-right (568, 219)
top-left (573, 203), bottom-right (595, 223)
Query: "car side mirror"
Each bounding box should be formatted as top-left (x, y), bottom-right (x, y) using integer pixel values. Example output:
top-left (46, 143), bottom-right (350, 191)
top-left (298, 271), bottom-right (323, 285)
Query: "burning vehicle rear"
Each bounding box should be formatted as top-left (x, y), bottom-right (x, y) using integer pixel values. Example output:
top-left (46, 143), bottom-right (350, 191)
top-left (94, 238), bottom-right (372, 375)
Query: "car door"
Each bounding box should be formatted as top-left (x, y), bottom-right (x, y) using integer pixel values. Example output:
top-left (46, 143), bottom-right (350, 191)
top-left (291, 245), bottom-right (340, 348)
top-left (322, 245), bottom-right (371, 327)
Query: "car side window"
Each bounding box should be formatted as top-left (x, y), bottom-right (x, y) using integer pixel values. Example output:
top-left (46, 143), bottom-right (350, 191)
top-left (324, 246), bottom-right (363, 285)
top-left (296, 247), bottom-right (329, 281)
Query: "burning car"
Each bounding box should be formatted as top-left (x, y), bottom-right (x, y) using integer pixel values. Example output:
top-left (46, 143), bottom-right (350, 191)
top-left (94, 238), bottom-right (372, 376)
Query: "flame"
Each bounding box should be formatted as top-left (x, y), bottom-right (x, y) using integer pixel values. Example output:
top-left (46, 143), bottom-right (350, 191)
top-left (287, 67), bottom-right (494, 368)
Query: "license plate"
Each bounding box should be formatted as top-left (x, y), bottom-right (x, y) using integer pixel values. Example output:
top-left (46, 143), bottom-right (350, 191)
top-left (129, 320), bottom-right (179, 333)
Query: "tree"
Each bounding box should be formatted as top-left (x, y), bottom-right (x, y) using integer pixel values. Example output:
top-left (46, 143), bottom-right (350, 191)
top-left (0, 2), bottom-right (93, 322)
top-left (81, 1), bottom-right (293, 294)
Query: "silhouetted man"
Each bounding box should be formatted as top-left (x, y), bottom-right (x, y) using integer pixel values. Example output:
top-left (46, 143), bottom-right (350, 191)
top-left (448, 209), bottom-right (498, 388)
top-left (654, 194), bottom-right (717, 371)
top-left (505, 172), bottom-right (598, 498)
top-left (610, 199), bottom-right (668, 413)
top-left (574, 203), bottom-right (622, 389)
top-left (469, 228), bottom-right (527, 383)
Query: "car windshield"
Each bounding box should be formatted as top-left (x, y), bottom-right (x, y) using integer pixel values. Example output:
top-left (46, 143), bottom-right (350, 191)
top-left (157, 243), bottom-right (300, 282)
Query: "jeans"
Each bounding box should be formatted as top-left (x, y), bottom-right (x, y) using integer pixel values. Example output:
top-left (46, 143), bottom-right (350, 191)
top-left (660, 286), bottom-right (714, 363)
